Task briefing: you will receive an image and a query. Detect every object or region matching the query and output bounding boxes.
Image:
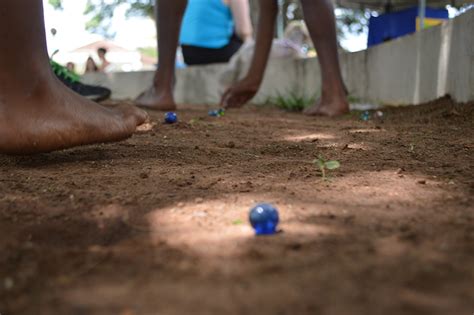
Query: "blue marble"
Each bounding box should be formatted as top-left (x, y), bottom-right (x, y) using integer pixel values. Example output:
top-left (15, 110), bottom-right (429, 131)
top-left (249, 203), bottom-right (279, 235)
top-left (164, 112), bottom-right (178, 124)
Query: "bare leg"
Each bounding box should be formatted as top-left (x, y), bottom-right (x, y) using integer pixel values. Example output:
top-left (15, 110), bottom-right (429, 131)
top-left (135, 0), bottom-right (188, 111)
top-left (300, 0), bottom-right (349, 116)
top-left (221, 0), bottom-right (278, 108)
top-left (0, 0), bottom-right (148, 154)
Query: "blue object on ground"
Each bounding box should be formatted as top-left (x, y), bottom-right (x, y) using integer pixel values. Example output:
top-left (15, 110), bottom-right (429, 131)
top-left (360, 111), bottom-right (370, 121)
top-left (164, 112), bottom-right (178, 124)
top-left (249, 203), bottom-right (279, 235)
top-left (208, 108), bottom-right (225, 117)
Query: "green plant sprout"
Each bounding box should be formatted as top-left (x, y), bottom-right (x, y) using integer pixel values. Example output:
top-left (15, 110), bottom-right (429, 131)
top-left (314, 155), bottom-right (341, 180)
top-left (265, 91), bottom-right (317, 112)
top-left (346, 95), bottom-right (362, 103)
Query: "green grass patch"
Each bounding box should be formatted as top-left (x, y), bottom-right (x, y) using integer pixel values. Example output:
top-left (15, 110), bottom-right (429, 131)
top-left (265, 92), bottom-right (317, 112)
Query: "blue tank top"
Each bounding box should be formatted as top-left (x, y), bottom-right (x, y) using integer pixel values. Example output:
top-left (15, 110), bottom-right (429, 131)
top-left (179, 0), bottom-right (234, 49)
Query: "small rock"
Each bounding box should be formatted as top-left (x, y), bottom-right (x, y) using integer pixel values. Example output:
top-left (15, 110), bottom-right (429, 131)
top-left (417, 180), bottom-right (426, 185)
top-left (4, 277), bottom-right (14, 290)
top-left (195, 197), bottom-right (204, 204)
top-left (226, 141), bottom-right (236, 149)
top-left (139, 172), bottom-right (149, 179)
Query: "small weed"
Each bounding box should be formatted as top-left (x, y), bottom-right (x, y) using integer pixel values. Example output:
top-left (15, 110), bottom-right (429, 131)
top-left (347, 95), bottom-right (362, 103)
top-left (266, 91), bottom-right (317, 112)
top-left (313, 155), bottom-right (340, 180)
top-left (232, 219), bottom-right (244, 225)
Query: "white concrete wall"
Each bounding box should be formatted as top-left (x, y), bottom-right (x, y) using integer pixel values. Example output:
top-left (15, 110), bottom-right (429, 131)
top-left (83, 9), bottom-right (474, 105)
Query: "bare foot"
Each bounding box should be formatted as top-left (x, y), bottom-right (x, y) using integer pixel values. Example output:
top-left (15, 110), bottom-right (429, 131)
top-left (135, 86), bottom-right (177, 111)
top-left (0, 79), bottom-right (148, 155)
top-left (304, 96), bottom-right (350, 117)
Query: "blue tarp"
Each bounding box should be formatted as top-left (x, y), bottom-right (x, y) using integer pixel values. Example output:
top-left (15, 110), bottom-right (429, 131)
top-left (367, 7), bottom-right (449, 47)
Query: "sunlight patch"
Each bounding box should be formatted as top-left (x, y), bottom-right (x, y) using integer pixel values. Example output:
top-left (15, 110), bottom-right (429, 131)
top-left (284, 133), bottom-right (336, 142)
top-left (348, 128), bottom-right (385, 134)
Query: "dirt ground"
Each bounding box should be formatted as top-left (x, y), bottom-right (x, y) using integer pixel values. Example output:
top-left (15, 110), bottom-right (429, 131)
top-left (0, 97), bottom-right (473, 315)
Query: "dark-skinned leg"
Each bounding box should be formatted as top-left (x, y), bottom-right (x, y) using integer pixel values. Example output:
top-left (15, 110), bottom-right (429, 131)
top-left (300, 0), bottom-right (349, 116)
top-left (221, 0), bottom-right (278, 108)
top-left (135, 0), bottom-right (188, 111)
top-left (0, 0), bottom-right (148, 154)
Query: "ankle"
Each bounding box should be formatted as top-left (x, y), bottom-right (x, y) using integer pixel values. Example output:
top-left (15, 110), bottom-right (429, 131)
top-left (321, 86), bottom-right (347, 102)
top-left (153, 75), bottom-right (174, 93)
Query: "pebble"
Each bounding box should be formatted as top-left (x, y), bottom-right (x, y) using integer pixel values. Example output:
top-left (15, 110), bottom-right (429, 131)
top-left (4, 277), bottom-right (14, 290)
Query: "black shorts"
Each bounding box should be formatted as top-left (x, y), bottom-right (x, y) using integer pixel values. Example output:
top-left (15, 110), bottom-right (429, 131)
top-left (181, 33), bottom-right (243, 66)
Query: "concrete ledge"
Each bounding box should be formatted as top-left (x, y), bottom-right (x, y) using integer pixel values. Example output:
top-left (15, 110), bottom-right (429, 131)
top-left (83, 9), bottom-right (474, 105)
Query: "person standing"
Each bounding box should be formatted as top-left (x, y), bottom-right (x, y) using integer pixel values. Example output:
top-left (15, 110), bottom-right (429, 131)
top-left (136, 0), bottom-right (348, 116)
top-left (97, 47), bottom-right (111, 72)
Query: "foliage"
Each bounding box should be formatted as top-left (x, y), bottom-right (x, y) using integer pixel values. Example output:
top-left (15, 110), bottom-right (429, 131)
top-left (49, 0), bottom-right (371, 41)
top-left (138, 46), bottom-right (158, 59)
top-left (49, 0), bottom-right (153, 36)
top-left (85, 0), bottom-right (153, 35)
top-left (267, 91), bottom-right (316, 112)
top-left (313, 155), bottom-right (340, 180)
top-left (48, 0), bottom-right (63, 10)
top-left (335, 8), bottom-right (372, 40)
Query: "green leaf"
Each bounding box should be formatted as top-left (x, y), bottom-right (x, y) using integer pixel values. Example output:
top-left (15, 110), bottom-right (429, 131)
top-left (232, 219), bottom-right (244, 225)
top-left (48, 0), bottom-right (63, 10)
top-left (324, 161), bottom-right (340, 170)
top-left (313, 158), bottom-right (324, 169)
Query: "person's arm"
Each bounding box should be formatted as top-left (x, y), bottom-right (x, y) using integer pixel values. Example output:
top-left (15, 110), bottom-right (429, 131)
top-left (229, 0), bottom-right (253, 42)
top-left (221, 0), bottom-right (277, 108)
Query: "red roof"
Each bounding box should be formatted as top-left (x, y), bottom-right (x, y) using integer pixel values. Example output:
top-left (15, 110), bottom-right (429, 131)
top-left (71, 40), bottom-right (131, 53)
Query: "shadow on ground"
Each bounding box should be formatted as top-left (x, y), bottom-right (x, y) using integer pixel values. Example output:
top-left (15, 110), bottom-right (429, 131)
top-left (0, 97), bottom-right (473, 315)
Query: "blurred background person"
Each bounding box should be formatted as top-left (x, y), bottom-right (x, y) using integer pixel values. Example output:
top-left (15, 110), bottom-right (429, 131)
top-left (232, 21), bottom-right (312, 64)
top-left (97, 47), bottom-right (111, 72)
top-left (278, 21), bottom-right (313, 57)
top-left (179, 0), bottom-right (253, 66)
top-left (84, 56), bottom-right (99, 73)
top-left (66, 61), bottom-right (76, 73)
